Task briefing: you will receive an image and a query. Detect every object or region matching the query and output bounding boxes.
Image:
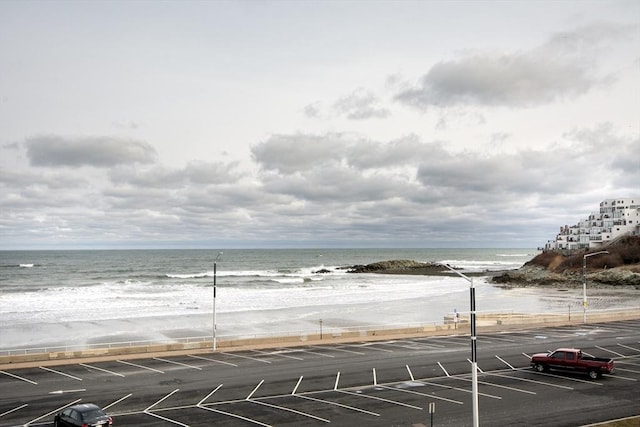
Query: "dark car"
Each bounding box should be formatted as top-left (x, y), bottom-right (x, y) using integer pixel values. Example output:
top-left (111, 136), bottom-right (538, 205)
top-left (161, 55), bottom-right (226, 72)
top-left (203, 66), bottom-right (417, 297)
top-left (54, 403), bottom-right (113, 426)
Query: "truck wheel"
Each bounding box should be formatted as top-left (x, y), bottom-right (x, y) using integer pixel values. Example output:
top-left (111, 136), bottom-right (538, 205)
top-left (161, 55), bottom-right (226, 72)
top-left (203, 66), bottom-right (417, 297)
top-left (535, 363), bottom-right (547, 373)
top-left (588, 370), bottom-right (599, 379)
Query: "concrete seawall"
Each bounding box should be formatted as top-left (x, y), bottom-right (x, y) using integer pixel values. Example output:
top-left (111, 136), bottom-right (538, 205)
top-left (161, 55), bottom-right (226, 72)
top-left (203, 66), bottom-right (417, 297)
top-left (2, 308), bottom-right (639, 370)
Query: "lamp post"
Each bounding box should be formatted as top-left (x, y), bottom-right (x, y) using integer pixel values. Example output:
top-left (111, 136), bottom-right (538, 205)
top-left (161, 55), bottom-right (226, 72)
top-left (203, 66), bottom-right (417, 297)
top-left (213, 251), bottom-right (223, 351)
top-left (583, 250), bottom-right (608, 324)
top-left (440, 263), bottom-right (478, 427)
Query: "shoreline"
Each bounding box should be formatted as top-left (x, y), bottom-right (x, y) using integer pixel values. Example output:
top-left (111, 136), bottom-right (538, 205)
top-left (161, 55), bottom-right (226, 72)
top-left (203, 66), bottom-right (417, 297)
top-left (2, 283), bottom-right (639, 349)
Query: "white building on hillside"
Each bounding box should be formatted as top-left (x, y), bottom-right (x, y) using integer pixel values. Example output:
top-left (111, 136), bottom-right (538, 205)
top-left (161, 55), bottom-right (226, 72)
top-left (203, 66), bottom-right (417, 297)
top-left (545, 198), bottom-right (640, 251)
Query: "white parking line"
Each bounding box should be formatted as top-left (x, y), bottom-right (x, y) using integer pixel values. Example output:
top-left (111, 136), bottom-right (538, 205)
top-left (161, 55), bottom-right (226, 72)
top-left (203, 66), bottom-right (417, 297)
top-left (40, 366), bottom-right (83, 381)
top-left (484, 335), bottom-right (516, 343)
top-left (198, 384), bottom-right (224, 406)
top-left (338, 389), bottom-right (423, 410)
top-left (117, 360), bottom-right (165, 374)
top-left (455, 376), bottom-right (536, 395)
top-left (292, 376), bottom-right (304, 394)
top-left (381, 384), bottom-right (463, 405)
top-left (406, 365), bottom-right (415, 381)
top-left (437, 361), bottom-right (450, 377)
top-left (294, 393), bottom-right (380, 416)
top-left (221, 352), bottom-right (272, 364)
top-left (247, 380), bottom-right (265, 400)
top-left (382, 340), bottom-right (438, 350)
top-left (250, 399), bottom-right (331, 423)
top-left (612, 366), bottom-right (640, 374)
top-left (0, 370), bottom-right (37, 385)
top-left (251, 349), bottom-right (304, 361)
top-left (188, 354), bottom-right (238, 367)
top-left (412, 338), bottom-right (446, 348)
top-left (495, 355), bottom-right (516, 370)
top-left (604, 373), bottom-right (637, 382)
top-left (617, 360), bottom-right (640, 368)
top-left (145, 410), bottom-right (191, 427)
top-left (354, 343), bottom-right (393, 353)
top-left (618, 343), bottom-right (640, 353)
top-left (103, 393), bottom-right (132, 411)
top-left (596, 346), bottom-right (625, 358)
top-left (146, 388), bottom-right (180, 412)
top-left (420, 379), bottom-right (501, 399)
top-left (154, 357), bottom-right (203, 370)
top-left (0, 403), bottom-right (27, 417)
top-left (280, 347), bottom-right (335, 358)
top-left (496, 370), bottom-right (579, 388)
top-left (23, 398), bottom-right (82, 426)
top-left (198, 404), bottom-right (272, 426)
top-left (79, 363), bottom-right (126, 377)
top-left (314, 345), bottom-right (365, 355)
top-left (443, 337), bottom-right (469, 345)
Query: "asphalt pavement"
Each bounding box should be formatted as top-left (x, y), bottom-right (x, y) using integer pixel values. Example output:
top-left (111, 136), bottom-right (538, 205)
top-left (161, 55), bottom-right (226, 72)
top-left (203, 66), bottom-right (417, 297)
top-left (1, 319), bottom-right (639, 427)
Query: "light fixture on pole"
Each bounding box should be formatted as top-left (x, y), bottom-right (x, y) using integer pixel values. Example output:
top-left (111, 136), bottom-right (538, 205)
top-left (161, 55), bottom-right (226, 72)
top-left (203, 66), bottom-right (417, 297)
top-left (439, 263), bottom-right (479, 427)
top-left (213, 251), bottom-right (223, 351)
top-left (582, 250), bottom-right (608, 324)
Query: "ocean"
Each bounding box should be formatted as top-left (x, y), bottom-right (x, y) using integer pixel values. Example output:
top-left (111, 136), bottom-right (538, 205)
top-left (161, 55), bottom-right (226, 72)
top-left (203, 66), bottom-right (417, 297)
top-left (0, 248), bottom-right (579, 350)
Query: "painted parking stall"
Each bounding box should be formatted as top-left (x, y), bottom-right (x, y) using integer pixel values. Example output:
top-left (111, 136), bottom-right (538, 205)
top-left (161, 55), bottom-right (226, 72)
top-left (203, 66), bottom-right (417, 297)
top-left (0, 319), bottom-right (638, 426)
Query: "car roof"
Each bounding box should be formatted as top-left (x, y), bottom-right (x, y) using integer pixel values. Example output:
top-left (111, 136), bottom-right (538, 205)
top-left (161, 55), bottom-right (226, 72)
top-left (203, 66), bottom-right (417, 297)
top-left (68, 403), bottom-right (102, 413)
top-left (555, 348), bottom-right (580, 352)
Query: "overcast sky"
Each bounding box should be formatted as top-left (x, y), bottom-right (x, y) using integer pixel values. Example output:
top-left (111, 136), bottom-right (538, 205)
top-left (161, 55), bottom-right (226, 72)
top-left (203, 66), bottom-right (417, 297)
top-left (1, 0), bottom-right (638, 250)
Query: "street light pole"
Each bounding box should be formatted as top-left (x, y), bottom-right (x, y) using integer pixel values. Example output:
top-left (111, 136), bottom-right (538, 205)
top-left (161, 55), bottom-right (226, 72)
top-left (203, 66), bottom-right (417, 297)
top-left (440, 263), bottom-right (478, 427)
top-left (583, 250), bottom-right (608, 324)
top-left (213, 251), bottom-right (223, 351)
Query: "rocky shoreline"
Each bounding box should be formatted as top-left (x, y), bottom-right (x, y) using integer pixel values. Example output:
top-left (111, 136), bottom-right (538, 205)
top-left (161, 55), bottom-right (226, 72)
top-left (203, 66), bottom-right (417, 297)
top-left (339, 259), bottom-right (640, 288)
top-left (336, 259), bottom-right (490, 277)
top-left (490, 265), bottom-right (640, 289)
top-left (492, 236), bottom-right (640, 289)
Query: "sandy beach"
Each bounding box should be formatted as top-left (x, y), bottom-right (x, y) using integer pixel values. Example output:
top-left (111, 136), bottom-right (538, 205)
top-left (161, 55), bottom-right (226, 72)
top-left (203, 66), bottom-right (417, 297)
top-left (3, 281), bottom-right (639, 352)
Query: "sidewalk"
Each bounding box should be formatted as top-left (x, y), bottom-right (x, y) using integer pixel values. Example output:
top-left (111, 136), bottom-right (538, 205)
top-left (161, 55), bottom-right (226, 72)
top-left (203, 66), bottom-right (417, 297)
top-left (2, 308), bottom-right (639, 370)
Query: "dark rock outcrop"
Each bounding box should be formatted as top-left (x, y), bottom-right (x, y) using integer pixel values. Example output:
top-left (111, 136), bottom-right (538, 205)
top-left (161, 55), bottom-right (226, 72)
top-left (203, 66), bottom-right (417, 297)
top-left (492, 235), bottom-right (640, 289)
top-left (347, 260), bottom-right (447, 275)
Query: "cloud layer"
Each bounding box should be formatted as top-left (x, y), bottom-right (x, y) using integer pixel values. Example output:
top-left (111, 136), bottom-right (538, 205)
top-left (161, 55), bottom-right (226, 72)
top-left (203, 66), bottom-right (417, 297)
top-left (25, 136), bottom-right (157, 167)
top-left (394, 23), bottom-right (629, 109)
top-left (2, 123), bottom-right (636, 248)
top-left (0, 3), bottom-right (637, 249)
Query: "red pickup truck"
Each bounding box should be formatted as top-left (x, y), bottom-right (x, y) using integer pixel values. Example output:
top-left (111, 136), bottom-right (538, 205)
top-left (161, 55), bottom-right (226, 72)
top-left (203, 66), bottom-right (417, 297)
top-left (530, 348), bottom-right (615, 379)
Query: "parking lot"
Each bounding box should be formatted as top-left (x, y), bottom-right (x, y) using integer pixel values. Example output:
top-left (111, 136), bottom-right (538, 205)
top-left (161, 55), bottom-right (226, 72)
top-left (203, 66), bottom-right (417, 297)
top-left (1, 319), bottom-right (639, 426)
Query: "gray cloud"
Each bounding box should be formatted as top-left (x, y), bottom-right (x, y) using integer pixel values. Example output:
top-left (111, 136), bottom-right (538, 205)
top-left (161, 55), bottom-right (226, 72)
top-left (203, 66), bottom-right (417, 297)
top-left (109, 161), bottom-right (245, 188)
top-left (302, 102), bottom-right (322, 118)
top-left (1, 123), bottom-right (637, 248)
top-left (395, 23), bottom-right (630, 109)
top-left (303, 90), bottom-right (390, 121)
top-left (333, 89), bottom-right (390, 120)
top-left (25, 135), bottom-right (157, 167)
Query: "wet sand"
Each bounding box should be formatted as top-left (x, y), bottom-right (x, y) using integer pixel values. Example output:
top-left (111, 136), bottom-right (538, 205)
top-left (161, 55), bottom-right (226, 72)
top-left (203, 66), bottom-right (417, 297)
top-left (2, 282), bottom-right (639, 351)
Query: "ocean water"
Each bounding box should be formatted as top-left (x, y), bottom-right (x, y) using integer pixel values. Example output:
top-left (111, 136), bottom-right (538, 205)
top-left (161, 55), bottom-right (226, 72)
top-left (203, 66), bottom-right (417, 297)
top-left (0, 248), bottom-right (545, 349)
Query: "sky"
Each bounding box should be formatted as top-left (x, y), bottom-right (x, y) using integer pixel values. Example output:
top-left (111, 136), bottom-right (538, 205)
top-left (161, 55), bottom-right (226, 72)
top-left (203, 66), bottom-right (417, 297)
top-left (1, 0), bottom-right (639, 250)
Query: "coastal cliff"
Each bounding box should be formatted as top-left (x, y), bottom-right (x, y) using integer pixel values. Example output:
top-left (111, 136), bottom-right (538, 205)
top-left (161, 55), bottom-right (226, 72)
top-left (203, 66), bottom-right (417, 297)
top-left (492, 235), bottom-right (640, 289)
